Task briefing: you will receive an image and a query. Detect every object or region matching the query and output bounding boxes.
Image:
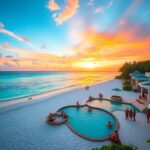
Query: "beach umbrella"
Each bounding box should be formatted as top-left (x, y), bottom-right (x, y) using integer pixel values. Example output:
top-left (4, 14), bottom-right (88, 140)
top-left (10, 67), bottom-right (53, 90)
top-left (148, 104), bottom-right (150, 109)
top-left (112, 88), bottom-right (122, 96)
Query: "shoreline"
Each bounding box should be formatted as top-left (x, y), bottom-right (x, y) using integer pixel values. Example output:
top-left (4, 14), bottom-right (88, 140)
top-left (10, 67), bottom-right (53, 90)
top-left (1, 78), bottom-right (148, 150)
top-left (0, 77), bottom-right (114, 108)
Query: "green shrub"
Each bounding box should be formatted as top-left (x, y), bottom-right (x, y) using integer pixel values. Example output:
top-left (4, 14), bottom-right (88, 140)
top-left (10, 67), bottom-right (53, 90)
top-left (122, 80), bottom-right (132, 91)
top-left (92, 144), bottom-right (137, 150)
top-left (146, 138), bottom-right (150, 143)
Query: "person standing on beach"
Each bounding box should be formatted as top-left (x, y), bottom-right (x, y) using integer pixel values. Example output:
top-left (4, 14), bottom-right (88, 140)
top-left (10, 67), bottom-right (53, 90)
top-left (147, 109), bottom-right (150, 123)
top-left (133, 109), bottom-right (136, 121)
top-left (129, 109), bottom-right (133, 120)
top-left (125, 108), bottom-right (129, 120)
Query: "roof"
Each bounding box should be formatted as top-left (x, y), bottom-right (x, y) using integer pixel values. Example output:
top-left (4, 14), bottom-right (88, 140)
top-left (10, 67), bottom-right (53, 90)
top-left (130, 71), bottom-right (141, 77)
top-left (130, 71), bottom-right (149, 80)
top-left (139, 81), bottom-right (150, 88)
top-left (133, 74), bottom-right (149, 80)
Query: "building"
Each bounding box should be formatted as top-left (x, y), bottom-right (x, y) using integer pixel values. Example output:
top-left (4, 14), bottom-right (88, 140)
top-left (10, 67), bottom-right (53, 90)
top-left (139, 81), bottom-right (150, 103)
top-left (130, 71), bottom-right (149, 92)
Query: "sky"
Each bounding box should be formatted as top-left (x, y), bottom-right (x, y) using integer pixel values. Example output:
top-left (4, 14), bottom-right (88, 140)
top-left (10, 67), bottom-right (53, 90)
top-left (0, 0), bottom-right (150, 71)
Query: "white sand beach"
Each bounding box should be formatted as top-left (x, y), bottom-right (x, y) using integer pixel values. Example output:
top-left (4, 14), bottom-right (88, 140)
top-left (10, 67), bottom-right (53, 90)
top-left (0, 79), bottom-right (149, 150)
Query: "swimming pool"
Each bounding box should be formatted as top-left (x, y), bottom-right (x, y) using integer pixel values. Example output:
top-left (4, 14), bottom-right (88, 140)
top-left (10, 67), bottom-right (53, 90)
top-left (58, 105), bottom-right (118, 141)
top-left (87, 99), bottom-right (140, 112)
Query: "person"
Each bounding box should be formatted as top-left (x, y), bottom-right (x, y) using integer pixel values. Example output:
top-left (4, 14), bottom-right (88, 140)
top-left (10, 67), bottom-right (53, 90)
top-left (109, 130), bottom-right (121, 144)
top-left (28, 97), bottom-right (32, 100)
top-left (63, 113), bottom-right (68, 119)
top-left (107, 121), bottom-right (113, 128)
top-left (76, 101), bottom-right (80, 106)
top-left (88, 96), bottom-right (93, 101)
top-left (85, 85), bottom-right (89, 90)
top-left (61, 111), bottom-right (64, 116)
top-left (147, 109), bottom-right (150, 123)
top-left (48, 113), bottom-right (55, 122)
top-left (88, 107), bottom-right (93, 111)
top-left (125, 108), bottom-right (129, 120)
top-left (99, 93), bottom-right (103, 98)
top-left (133, 108), bottom-right (136, 121)
top-left (129, 109), bottom-right (133, 120)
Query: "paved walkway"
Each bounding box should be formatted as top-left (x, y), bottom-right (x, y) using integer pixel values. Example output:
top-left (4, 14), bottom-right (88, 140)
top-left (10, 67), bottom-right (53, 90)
top-left (113, 111), bottom-right (150, 150)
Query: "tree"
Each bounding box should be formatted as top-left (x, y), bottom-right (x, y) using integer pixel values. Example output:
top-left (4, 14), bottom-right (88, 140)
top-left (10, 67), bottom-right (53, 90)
top-left (92, 144), bottom-right (137, 150)
top-left (116, 60), bottom-right (150, 79)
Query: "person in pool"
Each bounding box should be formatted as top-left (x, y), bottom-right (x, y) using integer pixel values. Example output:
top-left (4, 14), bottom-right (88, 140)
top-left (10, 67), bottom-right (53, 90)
top-left (88, 107), bottom-right (93, 111)
top-left (107, 121), bottom-right (113, 128)
top-left (63, 113), bottom-right (68, 119)
top-left (48, 113), bottom-right (55, 122)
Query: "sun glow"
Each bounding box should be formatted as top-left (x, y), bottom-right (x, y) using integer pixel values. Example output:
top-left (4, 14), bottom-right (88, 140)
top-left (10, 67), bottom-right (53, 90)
top-left (80, 62), bottom-right (97, 69)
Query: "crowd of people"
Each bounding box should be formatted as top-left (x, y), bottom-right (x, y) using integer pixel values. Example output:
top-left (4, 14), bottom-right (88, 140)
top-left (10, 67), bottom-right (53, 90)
top-left (125, 108), bottom-right (136, 121)
top-left (48, 111), bottom-right (68, 122)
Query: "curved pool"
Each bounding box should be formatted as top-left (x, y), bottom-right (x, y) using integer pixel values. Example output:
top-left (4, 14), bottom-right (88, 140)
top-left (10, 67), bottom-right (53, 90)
top-left (59, 105), bottom-right (118, 141)
top-left (87, 99), bottom-right (140, 112)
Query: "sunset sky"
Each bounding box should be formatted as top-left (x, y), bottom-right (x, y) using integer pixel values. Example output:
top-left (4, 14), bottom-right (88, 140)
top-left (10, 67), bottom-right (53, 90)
top-left (0, 0), bottom-right (150, 71)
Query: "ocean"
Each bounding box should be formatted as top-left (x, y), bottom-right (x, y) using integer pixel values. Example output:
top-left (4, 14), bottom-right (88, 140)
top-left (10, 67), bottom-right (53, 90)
top-left (0, 71), bottom-right (118, 101)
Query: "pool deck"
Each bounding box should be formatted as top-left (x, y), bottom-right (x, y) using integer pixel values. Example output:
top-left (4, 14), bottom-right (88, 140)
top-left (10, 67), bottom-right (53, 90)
top-left (113, 111), bottom-right (150, 150)
top-left (0, 79), bottom-right (149, 150)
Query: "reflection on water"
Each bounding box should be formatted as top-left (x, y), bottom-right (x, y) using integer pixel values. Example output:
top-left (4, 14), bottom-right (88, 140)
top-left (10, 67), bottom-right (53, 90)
top-left (87, 99), bottom-right (140, 112)
top-left (89, 99), bottom-right (112, 107)
top-left (0, 71), bottom-right (119, 101)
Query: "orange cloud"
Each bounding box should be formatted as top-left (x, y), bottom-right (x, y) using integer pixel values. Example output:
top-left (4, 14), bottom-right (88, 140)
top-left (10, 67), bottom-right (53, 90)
top-left (1, 21), bottom-right (150, 71)
top-left (55, 0), bottom-right (79, 24)
top-left (67, 26), bottom-right (150, 69)
top-left (48, 0), bottom-right (60, 11)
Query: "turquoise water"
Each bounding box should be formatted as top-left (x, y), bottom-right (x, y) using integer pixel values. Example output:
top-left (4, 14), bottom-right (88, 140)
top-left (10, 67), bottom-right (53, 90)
top-left (87, 99), bottom-right (140, 112)
top-left (59, 106), bottom-right (117, 139)
top-left (0, 71), bottom-right (118, 101)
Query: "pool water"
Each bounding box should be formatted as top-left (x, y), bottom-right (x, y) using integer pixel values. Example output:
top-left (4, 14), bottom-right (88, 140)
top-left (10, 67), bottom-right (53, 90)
top-left (59, 106), bottom-right (117, 140)
top-left (87, 99), bottom-right (140, 112)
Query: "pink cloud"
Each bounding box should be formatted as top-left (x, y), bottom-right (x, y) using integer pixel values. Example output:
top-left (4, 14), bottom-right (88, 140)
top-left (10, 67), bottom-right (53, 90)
top-left (0, 24), bottom-right (39, 50)
top-left (52, 13), bottom-right (57, 18)
top-left (0, 43), bottom-right (10, 49)
top-left (48, 0), bottom-right (60, 11)
top-left (0, 29), bottom-right (25, 42)
top-left (0, 23), bottom-right (4, 28)
top-left (55, 0), bottom-right (79, 24)
top-left (94, 7), bottom-right (104, 14)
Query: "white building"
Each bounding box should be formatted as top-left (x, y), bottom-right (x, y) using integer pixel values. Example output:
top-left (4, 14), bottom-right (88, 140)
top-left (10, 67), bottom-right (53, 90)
top-left (130, 71), bottom-right (149, 92)
top-left (139, 81), bottom-right (150, 103)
